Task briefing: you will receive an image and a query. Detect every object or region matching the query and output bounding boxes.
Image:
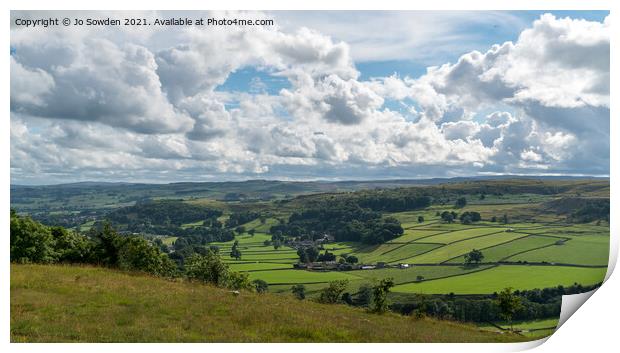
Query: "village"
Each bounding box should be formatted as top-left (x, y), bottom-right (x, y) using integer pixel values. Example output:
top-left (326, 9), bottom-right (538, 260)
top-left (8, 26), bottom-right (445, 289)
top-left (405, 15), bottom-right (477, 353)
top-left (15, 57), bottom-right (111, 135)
top-left (287, 233), bottom-right (413, 272)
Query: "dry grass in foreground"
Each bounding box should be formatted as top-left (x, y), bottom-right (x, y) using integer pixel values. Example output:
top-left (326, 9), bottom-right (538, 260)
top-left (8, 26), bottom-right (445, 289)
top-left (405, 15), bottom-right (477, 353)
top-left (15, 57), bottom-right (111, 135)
top-left (11, 264), bottom-right (527, 343)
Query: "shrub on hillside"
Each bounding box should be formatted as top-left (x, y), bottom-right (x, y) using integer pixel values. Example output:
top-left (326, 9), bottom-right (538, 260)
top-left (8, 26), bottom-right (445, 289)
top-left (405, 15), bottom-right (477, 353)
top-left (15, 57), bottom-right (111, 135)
top-left (117, 236), bottom-right (177, 277)
top-left (50, 226), bottom-right (92, 263)
top-left (10, 211), bottom-right (58, 263)
top-left (317, 280), bottom-right (349, 304)
top-left (185, 251), bottom-right (230, 287)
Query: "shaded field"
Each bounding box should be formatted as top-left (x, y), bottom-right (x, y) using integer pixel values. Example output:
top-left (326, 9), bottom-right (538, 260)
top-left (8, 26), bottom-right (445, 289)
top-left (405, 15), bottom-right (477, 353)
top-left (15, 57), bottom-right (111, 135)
top-left (10, 265), bottom-right (526, 343)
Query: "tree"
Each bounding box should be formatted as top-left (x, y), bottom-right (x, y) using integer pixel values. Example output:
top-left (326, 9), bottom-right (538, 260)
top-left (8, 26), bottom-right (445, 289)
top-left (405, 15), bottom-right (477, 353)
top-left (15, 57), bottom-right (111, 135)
top-left (318, 280), bottom-right (349, 304)
top-left (90, 223), bottom-right (123, 266)
top-left (235, 226), bottom-right (246, 235)
top-left (491, 216), bottom-right (498, 222)
top-left (248, 229), bottom-right (256, 237)
top-left (464, 249), bottom-right (484, 265)
top-left (496, 287), bottom-right (523, 330)
top-left (230, 240), bottom-right (242, 260)
top-left (440, 211), bottom-right (455, 223)
top-left (117, 236), bottom-right (177, 277)
top-left (502, 213), bottom-right (509, 224)
top-left (459, 211), bottom-right (481, 224)
top-left (50, 226), bottom-right (91, 263)
top-left (317, 250), bottom-right (336, 262)
top-left (416, 275), bottom-right (425, 282)
top-left (252, 279), bottom-right (269, 293)
top-left (226, 271), bottom-right (253, 291)
top-left (356, 284), bottom-right (373, 307)
top-left (185, 251), bottom-right (229, 287)
top-left (10, 212), bottom-right (58, 263)
top-left (296, 248), bottom-right (308, 263)
top-left (291, 284), bottom-right (306, 300)
top-left (345, 255), bottom-right (359, 264)
top-left (417, 215), bottom-right (424, 223)
top-left (371, 278), bottom-right (395, 313)
top-left (455, 197), bottom-right (467, 208)
top-left (461, 214), bottom-right (472, 225)
top-left (297, 247), bottom-right (319, 263)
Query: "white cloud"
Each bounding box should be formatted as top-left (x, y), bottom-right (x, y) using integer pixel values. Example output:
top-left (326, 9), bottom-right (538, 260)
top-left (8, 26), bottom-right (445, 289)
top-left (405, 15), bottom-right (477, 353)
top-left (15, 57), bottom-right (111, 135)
top-left (10, 57), bottom-right (55, 107)
top-left (9, 11), bottom-right (610, 183)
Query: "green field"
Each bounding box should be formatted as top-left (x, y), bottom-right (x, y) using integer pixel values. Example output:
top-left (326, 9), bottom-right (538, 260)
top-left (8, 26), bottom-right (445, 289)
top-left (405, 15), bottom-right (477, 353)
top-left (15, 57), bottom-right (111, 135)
top-left (193, 205), bottom-right (609, 298)
top-left (446, 235), bottom-right (560, 263)
top-left (387, 229), bottom-right (445, 243)
top-left (248, 269), bottom-right (362, 284)
top-left (352, 265), bottom-right (494, 284)
top-left (160, 236), bottom-right (178, 246)
top-left (404, 232), bottom-right (528, 264)
top-left (392, 265), bottom-right (606, 294)
top-left (478, 317), bottom-right (559, 338)
top-left (228, 262), bottom-right (293, 272)
top-left (507, 235), bottom-right (609, 266)
top-left (420, 227), bottom-right (507, 244)
top-left (351, 243), bottom-right (442, 264)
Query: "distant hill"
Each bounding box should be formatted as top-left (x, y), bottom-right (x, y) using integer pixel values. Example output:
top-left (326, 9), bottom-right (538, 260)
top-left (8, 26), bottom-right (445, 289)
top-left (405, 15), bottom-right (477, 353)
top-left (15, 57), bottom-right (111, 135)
top-left (10, 264), bottom-right (525, 343)
top-left (10, 176), bottom-right (609, 212)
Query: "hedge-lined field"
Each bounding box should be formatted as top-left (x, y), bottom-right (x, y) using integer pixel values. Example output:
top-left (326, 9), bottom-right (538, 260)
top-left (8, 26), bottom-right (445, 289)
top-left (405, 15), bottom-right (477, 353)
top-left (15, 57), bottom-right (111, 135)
top-left (391, 265), bottom-right (607, 294)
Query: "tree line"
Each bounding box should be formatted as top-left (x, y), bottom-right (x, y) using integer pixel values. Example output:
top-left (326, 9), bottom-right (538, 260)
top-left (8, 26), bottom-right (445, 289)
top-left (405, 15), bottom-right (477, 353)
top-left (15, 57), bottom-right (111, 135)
top-left (10, 211), bottom-right (266, 293)
top-left (270, 201), bottom-right (404, 244)
top-left (389, 282), bottom-right (600, 323)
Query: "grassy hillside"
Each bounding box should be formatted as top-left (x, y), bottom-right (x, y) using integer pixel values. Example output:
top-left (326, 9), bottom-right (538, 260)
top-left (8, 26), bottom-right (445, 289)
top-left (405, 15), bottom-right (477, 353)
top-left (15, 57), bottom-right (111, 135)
top-left (10, 264), bottom-right (526, 343)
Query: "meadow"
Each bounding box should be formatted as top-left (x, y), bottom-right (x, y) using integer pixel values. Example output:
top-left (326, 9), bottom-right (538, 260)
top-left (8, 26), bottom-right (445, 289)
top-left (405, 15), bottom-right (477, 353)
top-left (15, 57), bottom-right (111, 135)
top-left (11, 264), bottom-right (524, 343)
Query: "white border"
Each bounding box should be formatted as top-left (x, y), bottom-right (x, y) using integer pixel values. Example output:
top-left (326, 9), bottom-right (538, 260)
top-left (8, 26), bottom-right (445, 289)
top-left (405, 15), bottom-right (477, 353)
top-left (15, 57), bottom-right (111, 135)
top-left (3, 1), bottom-right (617, 352)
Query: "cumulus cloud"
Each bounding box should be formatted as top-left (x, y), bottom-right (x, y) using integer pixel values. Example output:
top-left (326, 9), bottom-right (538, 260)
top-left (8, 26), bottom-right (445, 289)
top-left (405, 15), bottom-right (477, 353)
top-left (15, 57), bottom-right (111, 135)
top-left (10, 57), bottom-right (55, 107)
top-left (12, 38), bottom-right (194, 134)
top-left (9, 11), bottom-right (610, 183)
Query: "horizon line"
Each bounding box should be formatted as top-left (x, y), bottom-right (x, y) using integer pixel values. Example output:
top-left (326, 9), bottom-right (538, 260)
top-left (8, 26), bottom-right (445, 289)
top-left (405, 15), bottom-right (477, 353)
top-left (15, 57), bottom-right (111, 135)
top-left (10, 174), bottom-right (610, 187)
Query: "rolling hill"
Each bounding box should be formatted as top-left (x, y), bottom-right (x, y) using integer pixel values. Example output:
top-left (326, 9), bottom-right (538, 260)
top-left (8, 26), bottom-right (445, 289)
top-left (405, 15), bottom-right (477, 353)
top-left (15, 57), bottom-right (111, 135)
top-left (10, 264), bottom-right (526, 343)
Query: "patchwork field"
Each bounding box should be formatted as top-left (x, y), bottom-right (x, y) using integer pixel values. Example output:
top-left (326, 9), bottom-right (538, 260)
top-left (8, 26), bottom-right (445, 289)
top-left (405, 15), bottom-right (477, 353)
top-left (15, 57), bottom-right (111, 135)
top-left (197, 206), bottom-right (608, 298)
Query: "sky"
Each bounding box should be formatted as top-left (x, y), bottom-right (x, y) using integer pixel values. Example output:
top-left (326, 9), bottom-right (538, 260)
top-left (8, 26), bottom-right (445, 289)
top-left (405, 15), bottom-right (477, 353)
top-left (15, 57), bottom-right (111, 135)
top-left (10, 10), bottom-right (610, 184)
